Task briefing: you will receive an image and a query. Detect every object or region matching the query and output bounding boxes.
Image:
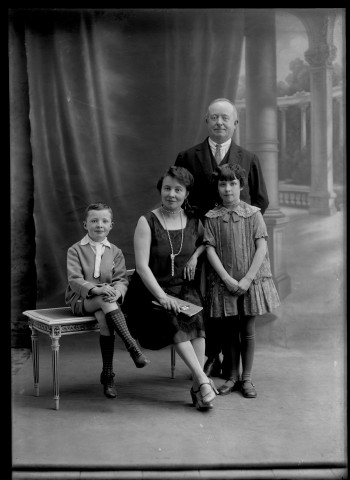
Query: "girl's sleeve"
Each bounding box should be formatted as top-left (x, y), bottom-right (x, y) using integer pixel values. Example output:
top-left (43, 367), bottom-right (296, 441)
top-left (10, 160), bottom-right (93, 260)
top-left (253, 211), bottom-right (268, 239)
top-left (67, 246), bottom-right (96, 298)
top-left (111, 248), bottom-right (129, 302)
top-left (203, 217), bottom-right (217, 248)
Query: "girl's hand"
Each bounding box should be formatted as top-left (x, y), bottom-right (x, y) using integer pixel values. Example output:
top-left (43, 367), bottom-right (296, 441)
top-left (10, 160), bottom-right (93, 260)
top-left (184, 257), bottom-right (197, 281)
top-left (236, 277), bottom-right (252, 296)
top-left (223, 276), bottom-right (240, 294)
top-left (157, 295), bottom-right (181, 314)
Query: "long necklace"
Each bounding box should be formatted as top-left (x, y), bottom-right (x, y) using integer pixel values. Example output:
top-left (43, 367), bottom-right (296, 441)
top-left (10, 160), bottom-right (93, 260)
top-left (160, 208), bottom-right (184, 276)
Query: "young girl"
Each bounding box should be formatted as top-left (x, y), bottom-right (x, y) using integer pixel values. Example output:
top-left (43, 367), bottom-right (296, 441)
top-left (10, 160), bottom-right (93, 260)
top-left (65, 202), bottom-right (150, 399)
top-left (203, 164), bottom-right (280, 398)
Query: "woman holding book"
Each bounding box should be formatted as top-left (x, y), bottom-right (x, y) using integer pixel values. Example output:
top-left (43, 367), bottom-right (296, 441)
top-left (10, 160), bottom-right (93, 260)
top-left (123, 166), bottom-right (218, 410)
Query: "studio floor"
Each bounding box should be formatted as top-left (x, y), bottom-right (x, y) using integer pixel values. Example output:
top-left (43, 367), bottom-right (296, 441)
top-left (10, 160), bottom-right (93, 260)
top-left (11, 207), bottom-right (347, 480)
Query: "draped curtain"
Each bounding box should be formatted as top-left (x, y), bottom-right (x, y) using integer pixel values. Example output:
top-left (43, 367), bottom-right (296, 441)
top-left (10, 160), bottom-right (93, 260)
top-left (10, 8), bottom-right (244, 345)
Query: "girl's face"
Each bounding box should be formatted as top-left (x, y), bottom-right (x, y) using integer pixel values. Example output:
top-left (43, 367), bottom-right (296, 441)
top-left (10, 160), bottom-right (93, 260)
top-left (218, 176), bottom-right (243, 207)
top-left (83, 209), bottom-right (113, 242)
top-left (161, 175), bottom-right (188, 211)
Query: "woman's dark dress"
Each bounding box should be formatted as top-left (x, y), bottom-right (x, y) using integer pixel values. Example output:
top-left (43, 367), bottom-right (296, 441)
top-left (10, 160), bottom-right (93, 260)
top-left (123, 211), bottom-right (205, 350)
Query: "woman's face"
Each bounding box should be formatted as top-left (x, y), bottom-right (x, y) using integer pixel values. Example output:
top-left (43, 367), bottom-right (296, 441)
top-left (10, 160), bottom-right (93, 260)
top-left (161, 175), bottom-right (188, 211)
top-left (218, 176), bottom-right (242, 207)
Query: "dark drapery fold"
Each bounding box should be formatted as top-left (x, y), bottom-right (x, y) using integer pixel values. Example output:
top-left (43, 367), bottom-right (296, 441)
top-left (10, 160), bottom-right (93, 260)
top-left (11, 9), bottom-right (244, 331)
top-left (10, 13), bottom-right (37, 346)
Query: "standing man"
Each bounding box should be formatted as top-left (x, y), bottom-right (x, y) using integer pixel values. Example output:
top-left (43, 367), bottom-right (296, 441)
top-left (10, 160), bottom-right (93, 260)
top-left (175, 97), bottom-right (269, 378)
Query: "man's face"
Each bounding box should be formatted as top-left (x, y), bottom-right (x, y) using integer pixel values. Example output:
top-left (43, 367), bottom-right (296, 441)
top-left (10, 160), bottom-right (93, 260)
top-left (206, 101), bottom-right (237, 144)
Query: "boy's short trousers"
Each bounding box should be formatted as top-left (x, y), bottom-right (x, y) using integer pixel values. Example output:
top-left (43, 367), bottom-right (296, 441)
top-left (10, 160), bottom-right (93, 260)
top-left (67, 293), bottom-right (87, 316)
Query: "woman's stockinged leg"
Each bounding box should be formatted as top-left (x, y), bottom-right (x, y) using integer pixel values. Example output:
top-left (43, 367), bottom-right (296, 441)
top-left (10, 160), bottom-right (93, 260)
top-left (174, 340), bottom-right (217, 408)
top-left (190, 337), bottom-right (205, 369)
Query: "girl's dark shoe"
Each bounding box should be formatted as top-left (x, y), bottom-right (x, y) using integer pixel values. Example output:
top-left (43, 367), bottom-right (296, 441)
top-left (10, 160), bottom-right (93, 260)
top-left (100, 373), bottom-right (117, 398)
top-left (241, 380), bottom-right (257, 398)
top-left (217, 379), bottom-right (239, 396)
top-left (128, 347), bottom-right (150, 368)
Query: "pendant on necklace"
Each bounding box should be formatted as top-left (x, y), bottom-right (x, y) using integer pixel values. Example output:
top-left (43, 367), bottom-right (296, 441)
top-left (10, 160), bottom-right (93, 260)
top-left (170, 253), bottom-right (175, 276)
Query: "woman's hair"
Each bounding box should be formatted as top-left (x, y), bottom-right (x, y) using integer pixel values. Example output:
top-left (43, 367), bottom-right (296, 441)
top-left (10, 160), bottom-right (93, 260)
top-left (84, 202), bottom-right (113, 221)
top-left (156, 165), bottom-right (194, 193)
top-left (211, 163), bottom-right (247, 189)
top-left (156, 166), bottom-right (198, 216)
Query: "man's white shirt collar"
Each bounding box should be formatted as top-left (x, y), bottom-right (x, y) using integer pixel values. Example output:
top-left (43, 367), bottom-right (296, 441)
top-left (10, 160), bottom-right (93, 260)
top-left (208, 137), bottom-right (231, 150)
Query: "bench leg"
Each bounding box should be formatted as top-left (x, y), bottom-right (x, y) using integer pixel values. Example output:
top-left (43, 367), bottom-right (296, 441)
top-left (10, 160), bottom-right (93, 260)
top-left (30, 325), bottom-right (40, 397)
top-left (171, 345), bottom-right (176, 379)
top-left (50, 334), bottom-right (60, 410)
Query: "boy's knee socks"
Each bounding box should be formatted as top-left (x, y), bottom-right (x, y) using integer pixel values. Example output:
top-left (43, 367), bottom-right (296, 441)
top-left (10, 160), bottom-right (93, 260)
top-left (105, 309), bottom-right (142, 355)
top-left (99, 334), bottom-right (115, 378)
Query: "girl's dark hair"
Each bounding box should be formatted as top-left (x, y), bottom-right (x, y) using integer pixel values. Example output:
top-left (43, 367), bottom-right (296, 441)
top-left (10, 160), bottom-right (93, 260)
top-left (211, 163), bottom-right (247, 189)
top-left (156, 166), bottom-right (198, 217)
top-left (84, 202), bottom-right (113, 221)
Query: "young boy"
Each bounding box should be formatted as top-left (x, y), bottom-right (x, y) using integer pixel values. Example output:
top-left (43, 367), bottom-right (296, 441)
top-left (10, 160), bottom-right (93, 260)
top-left (65, 202), bottom-right (150, 398)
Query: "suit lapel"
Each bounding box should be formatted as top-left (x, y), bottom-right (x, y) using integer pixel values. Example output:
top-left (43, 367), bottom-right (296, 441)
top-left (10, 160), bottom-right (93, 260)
top-left (227, 141), bottom-right (242, 166)
top-left (195, 138), bottom-right (215, 178)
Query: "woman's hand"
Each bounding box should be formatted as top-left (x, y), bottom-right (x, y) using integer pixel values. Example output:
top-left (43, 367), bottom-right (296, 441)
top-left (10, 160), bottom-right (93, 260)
top-left (183, 256), bottom-right (197, 281)
top-left (157, 294), bottom-right (181, 314)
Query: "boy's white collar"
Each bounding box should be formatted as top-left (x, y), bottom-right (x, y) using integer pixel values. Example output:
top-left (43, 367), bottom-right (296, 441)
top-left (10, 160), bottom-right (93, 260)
top-left (80, 234), bottom-right (111, 247)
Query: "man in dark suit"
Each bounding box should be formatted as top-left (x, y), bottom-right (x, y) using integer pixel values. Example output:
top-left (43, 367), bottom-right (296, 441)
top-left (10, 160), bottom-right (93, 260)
top-left (175, 98), bottom-right (269, 379)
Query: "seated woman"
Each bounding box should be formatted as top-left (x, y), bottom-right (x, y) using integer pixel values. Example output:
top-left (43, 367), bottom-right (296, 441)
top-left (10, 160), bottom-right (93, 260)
top-left (123, 166), bottom-right (218, 411)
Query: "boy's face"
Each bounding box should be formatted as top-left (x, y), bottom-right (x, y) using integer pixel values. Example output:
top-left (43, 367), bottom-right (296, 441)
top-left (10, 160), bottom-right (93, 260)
top-left (83, 209), bottom-right (113, 242)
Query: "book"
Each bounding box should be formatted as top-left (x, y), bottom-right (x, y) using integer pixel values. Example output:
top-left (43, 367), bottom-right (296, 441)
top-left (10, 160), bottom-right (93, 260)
top-left (152, 295), bottom-right (203, 318)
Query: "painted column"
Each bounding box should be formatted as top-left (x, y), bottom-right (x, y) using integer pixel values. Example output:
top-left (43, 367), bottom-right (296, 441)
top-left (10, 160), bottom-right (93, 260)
top-left (279, 106), bottom-right (287, 160)
top-left (304, 14), bottom-right (337, 215)
top-left (300, 103), bottom-right (308, 151)
top-left (335, 95), bottom-right (344, 148)
top-left (245, 9), bottom-right (291, 299)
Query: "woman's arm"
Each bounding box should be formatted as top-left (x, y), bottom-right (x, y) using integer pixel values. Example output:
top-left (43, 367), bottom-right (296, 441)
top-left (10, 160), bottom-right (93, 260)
top-left (237, 237), bottom-right (267, 294)
top-left (134, 216), bottom-right (181, 313)
top-left (184, 219), bottom-right (205, 281)
top-left (206, 245), bottom-right (239, 293)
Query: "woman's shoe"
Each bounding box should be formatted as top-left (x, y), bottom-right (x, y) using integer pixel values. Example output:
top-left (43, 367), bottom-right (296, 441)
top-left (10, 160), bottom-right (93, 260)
top-left (100, 373), bottom-right (117, 398)
top-left (190, 385), bottom-right (214, 410)
top-left (198, 382), bottom-right (217, 406)
top-left (217, 379), bottom-right (238, 396)
top-left (208, 377), bottom-right (219, 395)
top-left (128, 347), bottom-right (150, 368)
top-left (241, 380), bottom-right (257, 398)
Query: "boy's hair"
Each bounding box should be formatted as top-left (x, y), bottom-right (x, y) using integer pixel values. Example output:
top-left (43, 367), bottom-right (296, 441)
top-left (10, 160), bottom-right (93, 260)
top-left (156, 165), bottom-right (194, 193)
top-left (211, 163), bottom-right (247, 189)
top-left (84, 202), bottom-right (113, 221)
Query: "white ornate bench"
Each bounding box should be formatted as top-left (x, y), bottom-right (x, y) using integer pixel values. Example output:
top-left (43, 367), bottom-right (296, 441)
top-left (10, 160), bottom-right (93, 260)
top-left (23, 270), bottom-right (176, 410)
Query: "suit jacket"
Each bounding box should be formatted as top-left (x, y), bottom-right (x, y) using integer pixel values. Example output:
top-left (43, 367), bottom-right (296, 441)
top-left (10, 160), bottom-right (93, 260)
top-left (175, 137), bottom-right (269, 218)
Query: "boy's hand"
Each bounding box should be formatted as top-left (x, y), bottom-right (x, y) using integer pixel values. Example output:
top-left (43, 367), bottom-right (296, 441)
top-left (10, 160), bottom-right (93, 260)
top-left (102, 289), bottom-right (121, 303)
